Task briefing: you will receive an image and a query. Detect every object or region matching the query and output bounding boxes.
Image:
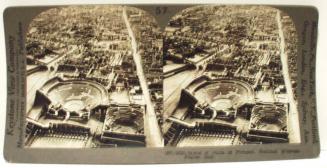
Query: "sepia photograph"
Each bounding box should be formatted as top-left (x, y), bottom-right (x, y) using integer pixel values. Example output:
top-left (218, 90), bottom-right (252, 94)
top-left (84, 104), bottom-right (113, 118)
top-left (162, 5), bottom-right (300, 147)
top-left (25, 4), bottom-right (301, 149)
top-left (1, 1), bottom-right (323, 164)
top-left (25, 5), bottom-right (164, 148)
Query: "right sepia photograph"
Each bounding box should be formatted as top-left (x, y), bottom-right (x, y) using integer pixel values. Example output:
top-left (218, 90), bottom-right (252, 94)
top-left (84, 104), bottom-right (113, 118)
top-left (162, 5), bottom-right (300, 147)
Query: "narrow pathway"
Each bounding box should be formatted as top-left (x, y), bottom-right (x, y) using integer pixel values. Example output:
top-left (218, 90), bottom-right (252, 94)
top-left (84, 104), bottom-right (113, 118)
top-left (276, 10), bottom-right (301, 143)
top-left (122, 7), bottom-right (163, 147)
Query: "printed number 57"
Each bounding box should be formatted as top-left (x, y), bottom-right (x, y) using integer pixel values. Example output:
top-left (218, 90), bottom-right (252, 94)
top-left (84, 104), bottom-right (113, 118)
top-left (155, 7), bottom-right (167, 15)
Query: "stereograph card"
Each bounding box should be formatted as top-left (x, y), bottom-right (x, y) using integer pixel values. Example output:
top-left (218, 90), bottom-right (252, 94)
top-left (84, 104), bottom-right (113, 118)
top-left (3, 4), bottom-right (320, 163)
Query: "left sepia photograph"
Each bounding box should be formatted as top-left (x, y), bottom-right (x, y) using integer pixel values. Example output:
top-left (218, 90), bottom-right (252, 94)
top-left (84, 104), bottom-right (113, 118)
top-left (25, 5), bottom-right (164, 148)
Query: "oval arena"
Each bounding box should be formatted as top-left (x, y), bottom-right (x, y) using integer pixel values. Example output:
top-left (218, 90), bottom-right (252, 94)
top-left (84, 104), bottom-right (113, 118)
top-left (47, 81), bottom-right (108, 113)
top-left (192, 79), bottom-right (255, 111)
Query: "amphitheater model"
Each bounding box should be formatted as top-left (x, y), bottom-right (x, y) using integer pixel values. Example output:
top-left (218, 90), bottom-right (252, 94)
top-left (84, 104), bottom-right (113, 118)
top-left (25, 77), bottom-right (109, 148)
top-left (163, 75), bottom-right (289, 147)
top-left (191, 76), bottom-right (255, 120)
top-left (247, 102), bottom-right (289, 143)
top-left (28, 76), bottom-right (109, 121)
top-left (101, 104), bottom-right (146, 146)
top-left (25, 77), bottom-right (146, 148)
